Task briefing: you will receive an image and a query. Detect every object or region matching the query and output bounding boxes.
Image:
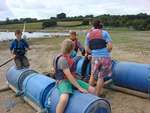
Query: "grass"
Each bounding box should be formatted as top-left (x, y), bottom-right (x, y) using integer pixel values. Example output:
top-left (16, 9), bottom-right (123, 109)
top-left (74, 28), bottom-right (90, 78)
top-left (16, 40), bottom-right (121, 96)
top-left (57, 21), bottom-right (82, 27)
top-left (0, 21), bottom-right (84, 32)
top-left (1, 28), bottom-right (150, 58)
top-left (0, 22), bottom-right (43, 32)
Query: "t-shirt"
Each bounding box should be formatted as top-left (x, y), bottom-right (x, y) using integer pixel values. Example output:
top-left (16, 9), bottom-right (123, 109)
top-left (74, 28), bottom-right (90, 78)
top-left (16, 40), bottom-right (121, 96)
top-left (10, 39), bottom-right (29, 51)
top-left (53, 56), bottom-right (69, 71)
top-left (85, 29), bottom-right (112, 57)
top-left (73, 40), bottom-right (85, 52)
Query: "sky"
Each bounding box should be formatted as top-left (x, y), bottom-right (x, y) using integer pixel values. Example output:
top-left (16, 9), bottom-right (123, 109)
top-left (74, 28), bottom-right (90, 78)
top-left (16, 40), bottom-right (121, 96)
top-left (0, 0), bottom-right (150, 20)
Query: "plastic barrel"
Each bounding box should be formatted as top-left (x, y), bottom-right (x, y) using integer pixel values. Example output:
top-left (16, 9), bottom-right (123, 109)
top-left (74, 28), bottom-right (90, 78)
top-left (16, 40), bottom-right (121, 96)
top-left (73, 56), bottom-right (82, 68)
top-left (6, 66), bottom-right (37, 91)
top-left (75, 57), bottom-right (114, 81)
top-left (112, 61), bottom-right (150, 93)
top-left (75, 57), bottom-right (90, 79)
top-left (45, 88), bottom-right (111, 113)
top-left (23, 74), bottom-right (55, 107)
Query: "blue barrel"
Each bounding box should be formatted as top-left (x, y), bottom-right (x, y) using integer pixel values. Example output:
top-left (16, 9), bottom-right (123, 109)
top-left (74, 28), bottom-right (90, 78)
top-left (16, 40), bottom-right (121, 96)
top-left (112, 61), bottom-right (150, 93)
top-left (75, 57), bottom-right (114, 81)
top-left (75, 57), bottom-right (91, 79)
top-left (6, 66), bottom-right (37, 91)
top-left (73, 56), bottom-right (82, 67)
top-left (45, 88), bottom-right (111, 113)
top-left (23, 74), bottom-right (55, 107)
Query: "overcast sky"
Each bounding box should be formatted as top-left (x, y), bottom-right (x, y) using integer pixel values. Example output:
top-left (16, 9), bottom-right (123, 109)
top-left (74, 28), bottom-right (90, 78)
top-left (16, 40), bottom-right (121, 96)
top-left (0, 0), bottom-right (150, 20)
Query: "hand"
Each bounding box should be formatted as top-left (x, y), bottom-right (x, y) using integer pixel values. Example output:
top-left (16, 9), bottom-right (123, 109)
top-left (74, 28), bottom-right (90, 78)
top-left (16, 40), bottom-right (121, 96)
top-left (12, 54), bottom-right (16, 58)
top-left (28, 47), bottom-right (31, 50)
top-left (81, 50), bottom-right (85, 56)
top-left (78, 87), bottom-right (88, 93)
top-left (50, 67), bottom-right (55, 74)
top-left (87, 55), bottom-right (92, 60)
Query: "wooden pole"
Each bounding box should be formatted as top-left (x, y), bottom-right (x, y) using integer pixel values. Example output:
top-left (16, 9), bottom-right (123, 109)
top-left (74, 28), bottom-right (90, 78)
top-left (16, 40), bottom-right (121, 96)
top-left (108, 84), bottom-right (150, 99)
top-left (104, 79), bottom-right (113, 86)
top-left (0, 84), bottom-right (10, 92)
top-left (0, 57), bottom-right (14, 67)
top-left (8, 83), bottom-right (44, 113)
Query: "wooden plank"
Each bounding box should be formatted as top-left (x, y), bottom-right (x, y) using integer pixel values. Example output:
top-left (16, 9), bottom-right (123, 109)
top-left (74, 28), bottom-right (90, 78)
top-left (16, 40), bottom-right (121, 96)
top-left (109, 84), bottom-right (150, 99)
top-left (8, 84), bottom-right (18, 93)
top-left (0, 84), bottom-right (10, 92)
top-left (104, 79), bottom-right (113, 86)
top-left (23, 97), bottom-right (43, 113)
top-left (8, 83), bottom-right (43, 113)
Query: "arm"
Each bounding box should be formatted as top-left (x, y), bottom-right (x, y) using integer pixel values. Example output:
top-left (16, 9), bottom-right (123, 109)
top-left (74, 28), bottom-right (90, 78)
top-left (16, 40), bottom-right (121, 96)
top-left (85, 34), bottom-right (91, 55)
top-left (23, 39), bottom-right (31, 50)
top-left (63, 68), bottom-right (88, 93)
top-left (107, 42), bottom-right (113, 52)
top-left (77, 40), bottom-right (85, 55)
top-left (103, 31), bottom-right (113, 52)
top-left (10, 41), bottom-right (16, 57)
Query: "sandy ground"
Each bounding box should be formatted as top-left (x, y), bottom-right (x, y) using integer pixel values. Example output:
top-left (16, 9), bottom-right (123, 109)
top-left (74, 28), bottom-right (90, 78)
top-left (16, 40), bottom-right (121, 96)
top-left (0, 42), bottom-right (150, 113)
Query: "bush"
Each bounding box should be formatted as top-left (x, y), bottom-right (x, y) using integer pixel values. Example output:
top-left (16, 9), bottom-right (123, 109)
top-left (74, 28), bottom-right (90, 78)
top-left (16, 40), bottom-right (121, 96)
top-left (82, 20), bottom-right (89, 25)
top-left (42, 20), bottom-right (57, 28)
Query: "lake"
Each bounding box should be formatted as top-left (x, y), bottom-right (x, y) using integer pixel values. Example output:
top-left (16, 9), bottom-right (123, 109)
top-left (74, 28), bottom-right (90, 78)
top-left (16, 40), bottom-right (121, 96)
top-left (0, 32), bottom-right (70, 41)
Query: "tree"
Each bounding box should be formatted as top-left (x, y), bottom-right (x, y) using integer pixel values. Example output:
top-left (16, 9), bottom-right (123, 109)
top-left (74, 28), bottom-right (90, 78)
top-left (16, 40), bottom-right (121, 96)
top-left (6, 17), bottom-right (10, 24)
top-left (82, 19), bottom-right (89, 25)
top-left (85, 15), bottom-right (94, 18)
top-left (42, 20), bottom-right (57, 29)
top-left (57, 13), bottom-right (66, 19)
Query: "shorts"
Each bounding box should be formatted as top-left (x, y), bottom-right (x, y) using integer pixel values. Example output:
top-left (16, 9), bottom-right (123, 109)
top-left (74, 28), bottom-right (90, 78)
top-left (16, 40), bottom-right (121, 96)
top-left (91, 57), bottom-right (112, 80)
top-left (57, 79), bottom-right (89, 95)
top-left (14, 55), bottom-right (30, 69)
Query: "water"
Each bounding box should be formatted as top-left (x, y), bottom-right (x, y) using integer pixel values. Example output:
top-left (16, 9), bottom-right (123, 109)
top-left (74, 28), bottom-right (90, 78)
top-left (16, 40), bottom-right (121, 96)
top-left (0, 32), bottom-right (69, 41)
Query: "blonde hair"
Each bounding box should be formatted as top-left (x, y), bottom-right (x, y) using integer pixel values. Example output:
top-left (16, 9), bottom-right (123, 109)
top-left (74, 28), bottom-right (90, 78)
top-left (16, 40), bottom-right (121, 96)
top-left (61, 39), bottom-right (74, 54)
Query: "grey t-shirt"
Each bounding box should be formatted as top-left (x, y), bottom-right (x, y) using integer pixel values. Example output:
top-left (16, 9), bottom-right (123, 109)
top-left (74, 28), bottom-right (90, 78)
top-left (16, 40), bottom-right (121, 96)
top-left (53, 56), bottom-right (69, 70)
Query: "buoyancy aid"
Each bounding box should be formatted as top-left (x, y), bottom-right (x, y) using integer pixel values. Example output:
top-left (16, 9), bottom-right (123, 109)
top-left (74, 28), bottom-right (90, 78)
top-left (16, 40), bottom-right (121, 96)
top-left (13, 39), bottom-right (26, 56)
top-left (54, 54), bottom-right (75, 80)
top-left (88, 29), bottom-right (107, 50)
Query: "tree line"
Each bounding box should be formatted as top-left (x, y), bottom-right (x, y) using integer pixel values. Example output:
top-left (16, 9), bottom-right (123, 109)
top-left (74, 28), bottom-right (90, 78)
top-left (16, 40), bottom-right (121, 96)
top-left (0, 13), bottom-right (150, 30)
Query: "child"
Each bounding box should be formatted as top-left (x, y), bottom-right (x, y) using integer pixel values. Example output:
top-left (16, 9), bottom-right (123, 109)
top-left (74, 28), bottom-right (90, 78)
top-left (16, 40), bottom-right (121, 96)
top-left (85, 20), bottom-right (113, 96)
top-left (10, 30), bottom-right (30, 69)
top-left (53, 39), bottom-right (95, 113)
top-left (70, 31), bottom-right (85, 56)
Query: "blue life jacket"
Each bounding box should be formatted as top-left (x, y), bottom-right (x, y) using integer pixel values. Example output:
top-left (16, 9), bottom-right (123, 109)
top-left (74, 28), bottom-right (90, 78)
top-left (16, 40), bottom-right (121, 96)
top-left (13, 39), bottom-right (26, 56)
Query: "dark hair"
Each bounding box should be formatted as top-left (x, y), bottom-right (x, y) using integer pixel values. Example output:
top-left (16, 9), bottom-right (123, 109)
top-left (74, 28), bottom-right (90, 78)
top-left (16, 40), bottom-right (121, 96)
top-left (93, 20), bottom-right (103, 29)
top-left (15, 29), bottom-right (22, 35)
top-left (70, 31), bottom-right (76, 35)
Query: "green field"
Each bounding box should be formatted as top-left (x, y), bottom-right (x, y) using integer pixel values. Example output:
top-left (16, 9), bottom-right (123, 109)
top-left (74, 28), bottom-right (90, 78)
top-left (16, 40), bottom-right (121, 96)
top-left (0, 21), bottom-right (86, 32)
top-left (0, 22), bottom-right (43, 31)
top-left (57, 21), bottom-right (82, 27)
top-left (1, 26), bottom-right (150, 61)
top-left (1, 28), bottom-right (150, 52)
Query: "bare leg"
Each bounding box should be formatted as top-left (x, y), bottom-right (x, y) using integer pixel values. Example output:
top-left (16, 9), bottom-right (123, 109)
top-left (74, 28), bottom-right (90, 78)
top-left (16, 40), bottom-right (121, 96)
top-left (56, 93), bottom-right (69, 113)
top-left (96, 78), bottom-right (104, 96)
top-left (89, 74), bottom-right (96, 86)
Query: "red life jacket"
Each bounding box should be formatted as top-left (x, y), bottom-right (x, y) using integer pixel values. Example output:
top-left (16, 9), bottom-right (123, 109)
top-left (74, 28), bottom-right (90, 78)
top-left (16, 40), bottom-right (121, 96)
top-left (54, 54), bottom-right (75, 80)
top-left (88, 29), bottom-right (107, 50)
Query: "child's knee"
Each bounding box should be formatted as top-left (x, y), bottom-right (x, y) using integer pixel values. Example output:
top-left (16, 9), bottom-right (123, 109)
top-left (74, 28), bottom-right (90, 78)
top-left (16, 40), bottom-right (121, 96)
top-left (88, 86), bottom-right (95, 94)
top-left (60, 93), bottom-right (69, 104)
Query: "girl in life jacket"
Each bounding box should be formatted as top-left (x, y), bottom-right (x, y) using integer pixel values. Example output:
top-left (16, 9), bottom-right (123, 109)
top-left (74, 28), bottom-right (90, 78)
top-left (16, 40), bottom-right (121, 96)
top-left (70, 31), bottom-right (85, 57)
top-left (53, 39), bottom-right (95, 113)
top-left (85, 20), bottom-right (113, 96)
